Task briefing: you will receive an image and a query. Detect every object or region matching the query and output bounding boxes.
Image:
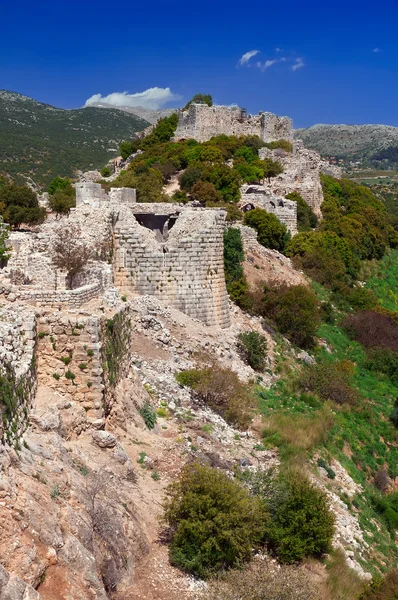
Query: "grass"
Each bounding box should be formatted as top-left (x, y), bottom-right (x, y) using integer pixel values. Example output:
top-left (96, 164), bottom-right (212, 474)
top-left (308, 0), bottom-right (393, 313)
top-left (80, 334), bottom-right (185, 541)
top-left (256, 252), bottom-right (398, 572)
top-left (363, 249), bottom-right (398, 312)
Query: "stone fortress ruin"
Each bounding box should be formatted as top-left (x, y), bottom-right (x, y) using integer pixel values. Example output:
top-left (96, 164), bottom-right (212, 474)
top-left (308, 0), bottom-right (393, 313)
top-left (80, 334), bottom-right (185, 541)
top-left (0, 101), bottom-right (340, 445)
top-left (174, 103), bottom-right (293, 143)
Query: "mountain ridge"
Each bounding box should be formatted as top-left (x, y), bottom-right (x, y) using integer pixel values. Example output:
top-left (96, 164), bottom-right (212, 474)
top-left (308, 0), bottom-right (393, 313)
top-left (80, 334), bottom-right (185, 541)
top-left (0, 90), bottom-right (150, 187)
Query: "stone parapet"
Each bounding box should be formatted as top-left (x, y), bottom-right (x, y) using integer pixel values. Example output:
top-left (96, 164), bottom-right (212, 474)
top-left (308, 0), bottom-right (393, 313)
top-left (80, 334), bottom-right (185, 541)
top-left (239, 185), bottom-right (298, 235)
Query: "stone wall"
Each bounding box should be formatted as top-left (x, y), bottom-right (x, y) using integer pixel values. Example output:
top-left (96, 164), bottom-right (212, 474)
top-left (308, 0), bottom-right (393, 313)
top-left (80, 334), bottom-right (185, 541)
top-left (239, 185), bottom-right (298, 235)
top-left (114, 206), bottom-right (231, 328)
top-left (174, 104), bottom-right (293, 143)
top-left (75, 182), bottom-right (136, 208)
top-left (36, 304), bottom-right (132, 423)
top-left (0, 306), bottom-right (36, 446)
top-left (258, 142), bottom-right (339, 216)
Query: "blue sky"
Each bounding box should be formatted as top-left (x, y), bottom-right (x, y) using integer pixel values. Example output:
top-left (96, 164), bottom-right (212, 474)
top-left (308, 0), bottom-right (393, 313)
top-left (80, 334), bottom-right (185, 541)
top-left (1, 0), bottom-right (398, 128)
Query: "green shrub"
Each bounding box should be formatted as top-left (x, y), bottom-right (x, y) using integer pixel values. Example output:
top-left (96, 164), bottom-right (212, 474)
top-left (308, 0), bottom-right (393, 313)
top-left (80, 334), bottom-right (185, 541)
top-left (65, 370), bottom-right (75, 381)
top-left (359, 568), bottom-right (398, 599)
top-left (100, 166), bottom-right (111, 178)
top-left (390, 399), bottom-right (398, 428)
top-left (237, 331), bottom-right (268, 371)
top-left (163, 463), bottom-right (266, 577)
top-left (299, 360), bottom-right (358, 405)
top-left (371, 492), bottom-right (398, 535)
top-left (175, 369), bottom-right (203, 388)
top-left (263, 285), bottom-right (320, 349)
top-left (179, 167), bottom-right (202, 191)
top-left (244, 208), bottom-right (289, 252)
top-left (265, 473), bottom-right (335, 563)
top-left (120, 141), bottom-right (133, 160)
top-left (223, 228), bottom-right (251, 310)
top-left (139, 401), bottom-right (157, 430)
top-left (176, 365), bottom-right (254, 429)
top-left (317, 458), bottom-right (336, 479)
top-left (264, 139), bottom-right (293, 153)
top-left (365, 349), bottom-right (398, 386)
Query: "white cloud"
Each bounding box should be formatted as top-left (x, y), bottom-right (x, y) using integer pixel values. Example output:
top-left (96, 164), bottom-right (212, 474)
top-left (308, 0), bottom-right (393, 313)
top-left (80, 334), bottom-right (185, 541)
top-left (256, 59), bottom-right (279, 71)
top-left (373, 47), bottom-right (381, 52)
top-left (275, 47), bottom-right (283, 53)
top-left (84, 87), bottom-right (181, 110)
top-left (292, 57), bottom-right (305, 71)
top-left (238, 50), bottom-right (260, 66)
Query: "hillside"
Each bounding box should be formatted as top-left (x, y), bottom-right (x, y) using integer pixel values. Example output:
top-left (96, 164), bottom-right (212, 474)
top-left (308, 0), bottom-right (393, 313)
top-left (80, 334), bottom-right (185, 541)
top-left (87, 101), bottom-right (177, 124)
top-left (0, 90), bottom-right (150, 187)
top-left (295, 123), bottom-right (398, 170)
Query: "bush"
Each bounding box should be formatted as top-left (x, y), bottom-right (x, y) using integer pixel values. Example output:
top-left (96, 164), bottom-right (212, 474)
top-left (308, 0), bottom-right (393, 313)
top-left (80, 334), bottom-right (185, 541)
top-left (176, 365), bottom-right (254, 429)
top-left (223, 228), bottom-right (251, 310)
top-left (390, 399), bottom-right (398, 428)
top-left (264, 139), bottom-right (293, 153)
top-left (163, 463), bottom-right (266, 577)
top-left (139, 401), bottom-right (157, 430)
top-left (374, 469), bottom-right (390, 492)
top-left (298, 360), bottom-right (358, 405)
top-left (202, 559), bottom-right (320, 600)
top-left (237, 331), bottom-right (268, 371)
top-left (120, 141), bottom-right (133, 160)
top-left (179, 167), bottom-right (202, 191)
top-left (365, 349), bottom-right (398, 386)
top-left (101, 166), bottom-right (111, 178)
top-left (360, 569), bottom-right (398, 600)
top-left (183, 93), bottom-right (213, 109)
top-left (263, 285), bottom-right (320, 349)
top-left (371, 492), bottom-right (398, 535)
top-left (343, 311), bottom-right (398, 352)
top-left (244, 208), bottom-right (289, 252)
top-left (265, 473), bottom-right (335, 563)
top-left (190, 180), bottom-right (222, 204)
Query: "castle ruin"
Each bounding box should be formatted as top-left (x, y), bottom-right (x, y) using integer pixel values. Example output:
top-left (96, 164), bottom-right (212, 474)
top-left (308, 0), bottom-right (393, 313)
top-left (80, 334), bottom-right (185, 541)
top-left (174, 103), bottom-right (293, 143)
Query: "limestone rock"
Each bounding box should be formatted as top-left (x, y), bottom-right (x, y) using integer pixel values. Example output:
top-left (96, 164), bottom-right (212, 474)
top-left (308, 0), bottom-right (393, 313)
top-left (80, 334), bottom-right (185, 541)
top-left (91, 430), bottom-right (117, 448)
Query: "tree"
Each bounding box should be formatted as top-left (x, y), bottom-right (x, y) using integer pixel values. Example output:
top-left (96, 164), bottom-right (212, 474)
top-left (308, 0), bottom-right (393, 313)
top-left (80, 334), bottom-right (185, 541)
top-left (179, 167), bottom-right (203, 191)
top-left (48, 176), bottom-right (72, 195)
top-left (50, 224), bottom-right (93, 289)
top-left (261, 157), bottom-right (284, 182)
top-left (263, 284), bottom-right (321, 349)
top-left (120, 141), bottom-right (133, 160)
top-left (237, 331), bottom-right (268, 371)
top-left (244, 208), bottom-right (289, 252)
top-left (224, 228), bottom-right (251, 309)
top-left (190, 181), bottom-right (222, 204)
top-left (183, 94), bottom-right (213, 109)
top-left (0, 183), bottom-right (46, 229)
top-left (163, 463), bottom-right (266, 578)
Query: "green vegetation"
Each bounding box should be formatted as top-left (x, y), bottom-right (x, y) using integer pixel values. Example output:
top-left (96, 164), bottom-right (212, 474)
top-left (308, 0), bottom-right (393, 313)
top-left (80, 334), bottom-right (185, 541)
top-left (100, 166), bottom-right (111, 178)
top-left (237, 331), bottom-right (268, 371)
top-left (163, 463), bottom-right (266, 578)
top-left (223, 228), bottom-right (250, 309)
top-left (139, 401), bottom-right (157, 430)
top-left (244, 207), bottom-right (290, 252)
top-left (0, 176), bottom-right (46, 228)
top-left (0, 90), bottom-right (149, 186)
top-left (183, 93), bottom-right (213, 109)
top-left (102, 312), bottom-right (131, 392)
top-left (175, 365), bottom-right (254, 429)
top-left (47, 176), bottom-right (76, 216)
top-left (286, 191), bottom-right (317, 231)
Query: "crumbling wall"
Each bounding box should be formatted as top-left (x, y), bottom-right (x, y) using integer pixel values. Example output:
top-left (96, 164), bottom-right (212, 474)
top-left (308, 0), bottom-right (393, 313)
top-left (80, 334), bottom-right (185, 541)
top-left (174, 104), bottom-right (293, 143)
top-left (75, 182), bottom-right (136, 208)
top-left (36, 304), bottom-right (132, 423)
top-left (239, 185), bottom-right (298, 235)
top-left (114, 206), bottom-right (231, 328)
top-left (0, 306), bottom-right (36, 446)
top-left (258, 142), bottom-right (331, 216)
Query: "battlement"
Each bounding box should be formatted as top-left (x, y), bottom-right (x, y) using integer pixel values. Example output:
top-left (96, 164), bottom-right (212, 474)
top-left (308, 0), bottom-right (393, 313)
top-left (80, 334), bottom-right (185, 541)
top-left (75, 182), bottom-right (136, 208)
top-left (174, 103), bottom-right (293, 143)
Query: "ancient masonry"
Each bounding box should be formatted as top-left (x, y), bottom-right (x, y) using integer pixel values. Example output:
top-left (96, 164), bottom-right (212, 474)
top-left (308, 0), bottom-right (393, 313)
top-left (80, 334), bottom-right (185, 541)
top-left (239, 185), bottom-right (298, 235)
top-left (174, 103), bottom-right (293, 143)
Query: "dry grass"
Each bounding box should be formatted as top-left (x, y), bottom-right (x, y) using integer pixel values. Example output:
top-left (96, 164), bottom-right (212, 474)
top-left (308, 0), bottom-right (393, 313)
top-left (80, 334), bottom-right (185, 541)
top-left (263, 405), bottom-right (335, 465)
top-left (324, 549), bottom-right (367, 600)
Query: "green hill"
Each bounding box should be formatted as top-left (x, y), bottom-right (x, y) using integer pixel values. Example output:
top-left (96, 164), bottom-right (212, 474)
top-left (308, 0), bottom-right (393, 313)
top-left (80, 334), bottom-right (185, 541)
top-left (0, 90), bottom-right (150, 187)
